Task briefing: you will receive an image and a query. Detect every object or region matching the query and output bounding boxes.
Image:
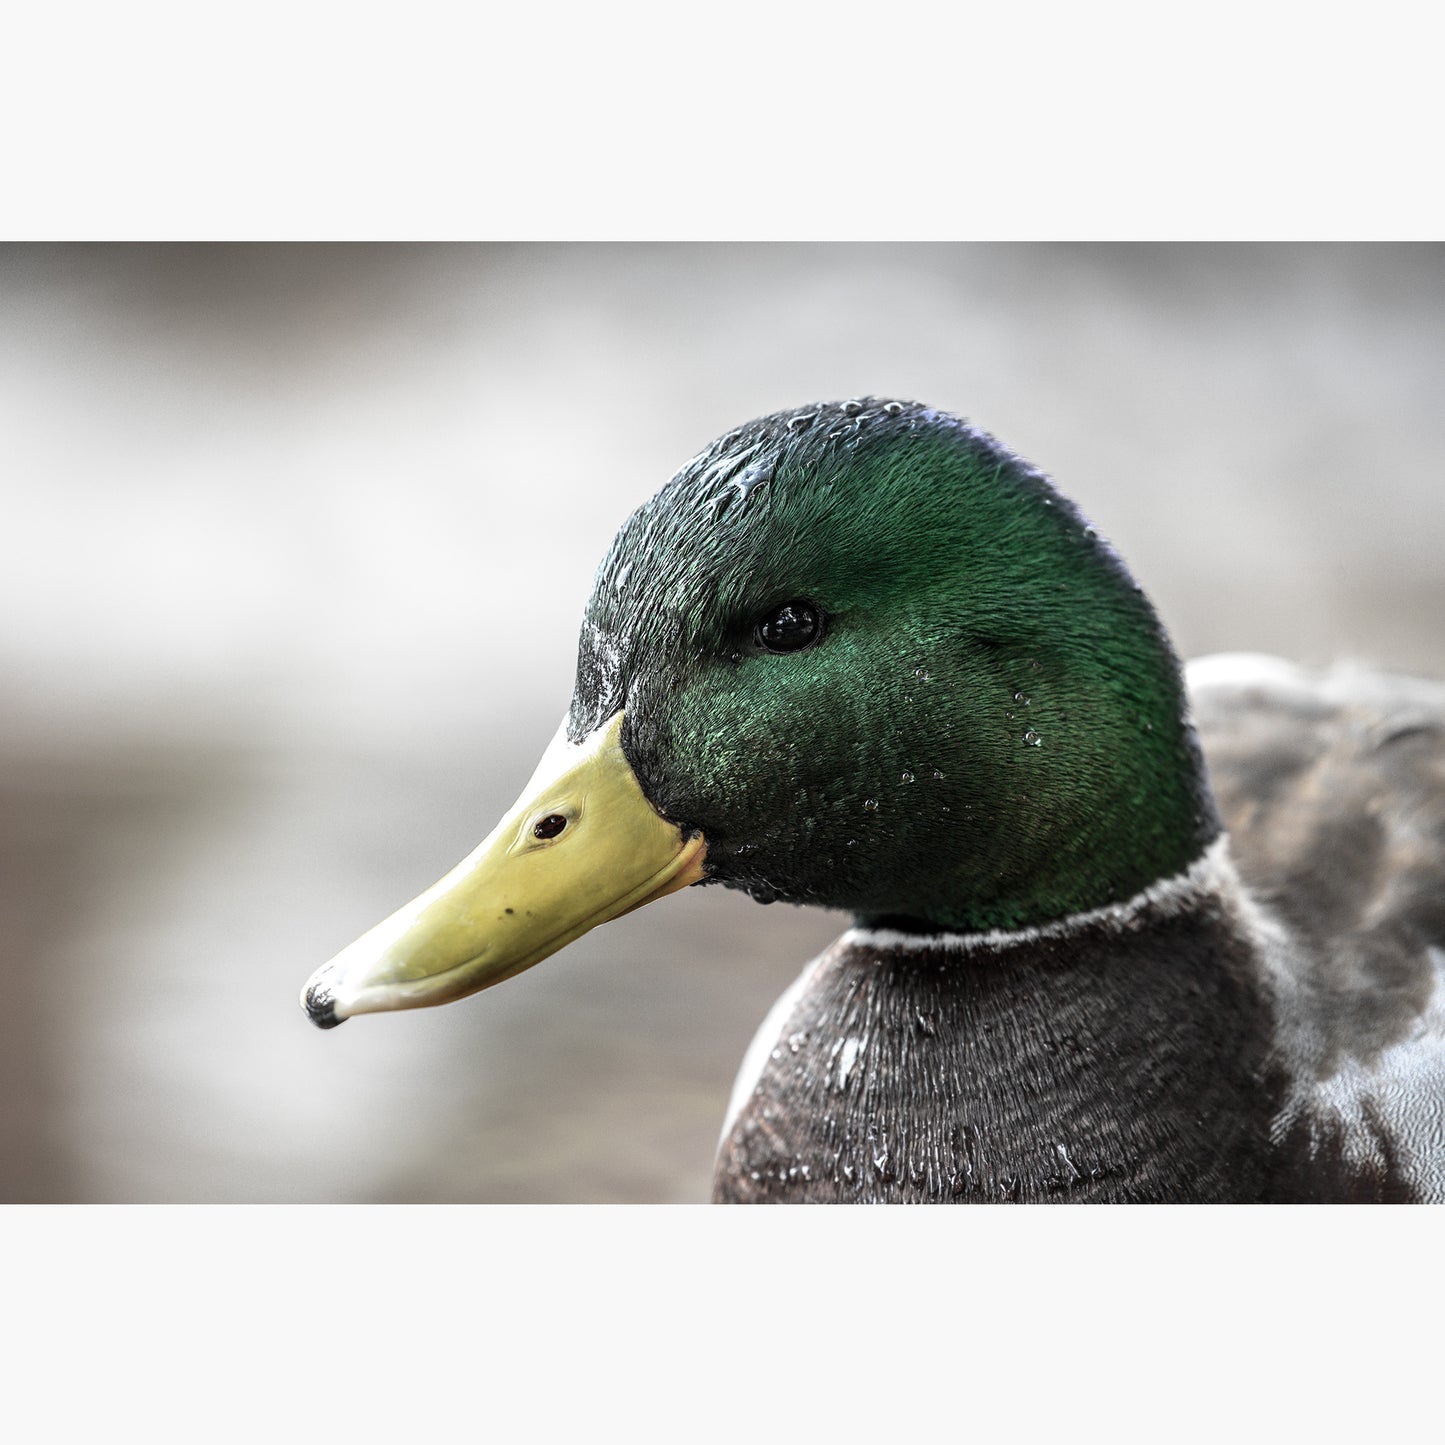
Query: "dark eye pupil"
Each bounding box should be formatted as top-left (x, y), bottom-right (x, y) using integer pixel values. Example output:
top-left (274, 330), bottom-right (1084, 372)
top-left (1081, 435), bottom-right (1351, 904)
top-left (757, 601), bottom-right (821, 653)
top-left (533, 814), bottom-right (568, 840)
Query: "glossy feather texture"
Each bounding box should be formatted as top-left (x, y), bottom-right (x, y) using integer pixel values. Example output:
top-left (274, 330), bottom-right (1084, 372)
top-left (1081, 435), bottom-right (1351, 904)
top-left (717, 655), bottom-right (1445, 1202)
top-left (572, 399), bottom-right (1217, 932)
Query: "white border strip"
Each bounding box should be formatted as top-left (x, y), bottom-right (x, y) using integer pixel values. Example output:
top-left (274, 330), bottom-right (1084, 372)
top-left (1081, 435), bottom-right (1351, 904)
top-left (843, 834), bottom-right (1235, 956)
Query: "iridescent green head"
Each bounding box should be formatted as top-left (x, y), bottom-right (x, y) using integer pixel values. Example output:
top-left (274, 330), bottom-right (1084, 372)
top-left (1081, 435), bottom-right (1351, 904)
top-left (304, 397), bottom-right (1222, 1027)
top-left (571, 398), bottom-right (1217, 932)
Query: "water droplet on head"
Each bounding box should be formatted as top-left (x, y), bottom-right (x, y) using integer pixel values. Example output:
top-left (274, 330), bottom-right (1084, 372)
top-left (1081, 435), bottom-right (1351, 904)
top-left (882, 401), bottom-right (904, 416)
top-left (915, 667), bottom-right (930, 681)
top-left (900, 770), bottom-right (915, 784)
top-left (614, 562), bottom-right (632, 592)
top-left (842, 399), bottom-right (863, 416)
top-left (732, 464), bottom-right (771, 505)
top-left (1083, 526), bottom-right (1097, 539)
top-left (1022, 728), bottom-right (1042, 747)
top-left (786, 412), bottom-right (815, 432)
top-left (1013, 690), bottom-right (1029, 705)
top-left (862, 798), bottom-right (879, 813)
top-left (931, 768), bottom-right (945, 780)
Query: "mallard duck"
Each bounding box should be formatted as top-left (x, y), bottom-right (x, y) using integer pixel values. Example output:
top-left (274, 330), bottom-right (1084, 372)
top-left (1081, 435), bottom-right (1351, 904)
top-left (301, 398), bottom-right (1445, 1203)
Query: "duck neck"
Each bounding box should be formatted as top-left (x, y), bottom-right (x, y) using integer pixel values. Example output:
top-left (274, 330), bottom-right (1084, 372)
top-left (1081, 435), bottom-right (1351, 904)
top-left (802, 428), bottom-right (1226, 935)
top-left (856, 598), bottom-right (1221, 935)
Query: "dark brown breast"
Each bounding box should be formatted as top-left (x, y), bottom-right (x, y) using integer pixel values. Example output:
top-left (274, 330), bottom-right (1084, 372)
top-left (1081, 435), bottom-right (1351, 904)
top-left (714, 900), bottom-right (1276, 1204)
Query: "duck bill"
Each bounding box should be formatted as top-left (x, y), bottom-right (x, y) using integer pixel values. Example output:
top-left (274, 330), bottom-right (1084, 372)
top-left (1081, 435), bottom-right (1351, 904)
top-left (300, 712), bottom-right (707, 1027)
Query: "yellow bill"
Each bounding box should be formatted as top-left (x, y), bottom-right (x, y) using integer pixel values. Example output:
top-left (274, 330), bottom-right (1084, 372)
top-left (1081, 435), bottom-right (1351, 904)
top-left (300, 712), bottom-right (707, 1027)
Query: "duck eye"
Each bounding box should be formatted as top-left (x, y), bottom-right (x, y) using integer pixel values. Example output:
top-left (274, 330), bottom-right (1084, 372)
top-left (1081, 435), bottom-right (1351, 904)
top-left (532, 814), bottom-right (568, 840)
top-left (755, 601), bottom-right (823, 654)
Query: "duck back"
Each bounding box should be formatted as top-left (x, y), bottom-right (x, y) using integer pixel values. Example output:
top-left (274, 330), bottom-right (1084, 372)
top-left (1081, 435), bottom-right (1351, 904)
top-left (1192, 656), bottom-right (1445, 1202)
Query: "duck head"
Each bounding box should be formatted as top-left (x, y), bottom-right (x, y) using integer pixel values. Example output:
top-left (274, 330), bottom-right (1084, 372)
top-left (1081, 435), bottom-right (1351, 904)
top-left (303, 399), bottom-right (1218, 1026)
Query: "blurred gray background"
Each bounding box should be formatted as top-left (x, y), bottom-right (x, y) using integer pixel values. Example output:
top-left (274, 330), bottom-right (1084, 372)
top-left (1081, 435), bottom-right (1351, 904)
top-left (2, 243), bottom-right (1442, 1202)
